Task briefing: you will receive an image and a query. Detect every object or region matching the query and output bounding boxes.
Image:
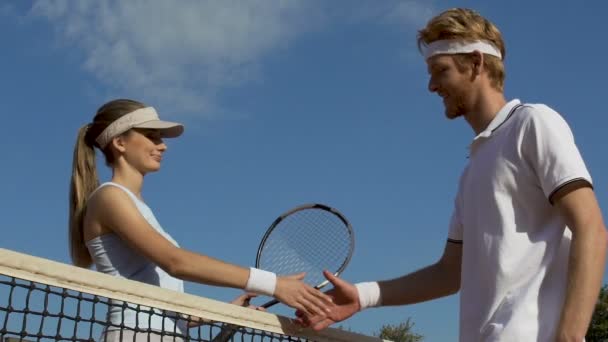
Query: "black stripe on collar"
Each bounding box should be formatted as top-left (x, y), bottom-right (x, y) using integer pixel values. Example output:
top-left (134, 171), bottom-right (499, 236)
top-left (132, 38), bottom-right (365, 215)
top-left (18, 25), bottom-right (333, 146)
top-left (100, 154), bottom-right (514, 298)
top-left (491, 103), bottom-right (524, 133)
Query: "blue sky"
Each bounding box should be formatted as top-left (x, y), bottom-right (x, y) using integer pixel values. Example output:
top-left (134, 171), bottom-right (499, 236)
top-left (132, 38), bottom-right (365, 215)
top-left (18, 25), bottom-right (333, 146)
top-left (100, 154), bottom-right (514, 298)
top-left (1, 1), bottom-right (607, 341)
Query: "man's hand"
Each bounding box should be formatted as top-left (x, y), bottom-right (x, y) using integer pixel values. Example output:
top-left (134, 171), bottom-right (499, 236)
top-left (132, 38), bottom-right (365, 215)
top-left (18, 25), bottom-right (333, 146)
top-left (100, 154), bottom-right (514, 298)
top-left (296, 270), bottom-right (361, 331)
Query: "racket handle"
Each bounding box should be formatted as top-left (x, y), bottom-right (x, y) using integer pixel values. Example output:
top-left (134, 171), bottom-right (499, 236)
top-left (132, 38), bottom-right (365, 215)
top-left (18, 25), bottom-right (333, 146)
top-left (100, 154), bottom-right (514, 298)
top-left (260, 298), bottom-right (280, 309)
top-left (211, 298), bottom-right (277, 342)
top-left (212, 298), bottom-right (277, 341)
top-left (212, 325), bottom-right (238, 342)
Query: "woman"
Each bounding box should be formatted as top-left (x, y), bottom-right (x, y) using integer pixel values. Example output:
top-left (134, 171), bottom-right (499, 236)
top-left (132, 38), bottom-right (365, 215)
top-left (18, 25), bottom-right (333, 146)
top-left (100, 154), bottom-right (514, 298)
top-left (69, 99), bottom-right (331, 340)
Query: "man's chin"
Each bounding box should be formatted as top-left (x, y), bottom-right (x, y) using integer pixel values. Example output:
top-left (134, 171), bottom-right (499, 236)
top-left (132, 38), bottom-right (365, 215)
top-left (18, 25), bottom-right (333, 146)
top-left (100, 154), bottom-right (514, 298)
top-left (444, 109), bottom-right (463, 120)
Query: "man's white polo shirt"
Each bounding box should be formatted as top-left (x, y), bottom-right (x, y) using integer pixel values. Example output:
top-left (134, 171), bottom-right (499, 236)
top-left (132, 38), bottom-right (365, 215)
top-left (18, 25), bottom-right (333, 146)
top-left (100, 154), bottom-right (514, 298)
top-left (448, 99), bottom-right (593, 341)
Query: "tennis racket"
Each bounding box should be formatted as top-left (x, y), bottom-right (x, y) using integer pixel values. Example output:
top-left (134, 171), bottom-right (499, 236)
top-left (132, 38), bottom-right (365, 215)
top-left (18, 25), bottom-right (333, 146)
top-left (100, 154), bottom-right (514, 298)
top-left (255, 203), bottom-right (355, 309)
top-left (213, 203), bottom-right (354, 341)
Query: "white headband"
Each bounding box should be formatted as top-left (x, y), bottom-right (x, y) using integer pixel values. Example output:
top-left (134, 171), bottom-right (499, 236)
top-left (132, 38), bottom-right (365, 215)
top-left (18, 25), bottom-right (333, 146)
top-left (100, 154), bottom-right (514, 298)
top-left (423, 40), bottom-right (502, 60)
top-left (95, 107), bottom-right (183, 148)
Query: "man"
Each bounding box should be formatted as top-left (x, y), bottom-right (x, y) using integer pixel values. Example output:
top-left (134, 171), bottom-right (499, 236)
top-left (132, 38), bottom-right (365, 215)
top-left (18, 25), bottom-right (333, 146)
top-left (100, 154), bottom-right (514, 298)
top-left (301, 8), bottom-right (607, 342)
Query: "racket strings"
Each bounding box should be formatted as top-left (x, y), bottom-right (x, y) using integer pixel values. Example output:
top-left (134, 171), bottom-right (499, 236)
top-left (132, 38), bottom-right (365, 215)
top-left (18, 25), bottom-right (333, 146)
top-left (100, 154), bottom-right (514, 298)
top-left (258, 209), bottom-right (352, 286)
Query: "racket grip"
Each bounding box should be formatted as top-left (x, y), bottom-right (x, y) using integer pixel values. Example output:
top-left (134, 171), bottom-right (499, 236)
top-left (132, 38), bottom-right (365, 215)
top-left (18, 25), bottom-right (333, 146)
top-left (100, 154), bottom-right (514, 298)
top-left (260, 298), bottom-right (280, 309)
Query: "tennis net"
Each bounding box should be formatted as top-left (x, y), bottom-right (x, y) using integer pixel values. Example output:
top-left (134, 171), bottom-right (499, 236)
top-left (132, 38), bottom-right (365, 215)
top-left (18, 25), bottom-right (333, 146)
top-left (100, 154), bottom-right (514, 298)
top-left (0, 248), bottom-right (385, 342)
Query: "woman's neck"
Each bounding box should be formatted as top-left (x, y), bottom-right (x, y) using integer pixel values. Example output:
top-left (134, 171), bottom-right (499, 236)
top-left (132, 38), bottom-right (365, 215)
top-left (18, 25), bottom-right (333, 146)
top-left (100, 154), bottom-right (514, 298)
top-left (111, 163), bottom-right (145, 199)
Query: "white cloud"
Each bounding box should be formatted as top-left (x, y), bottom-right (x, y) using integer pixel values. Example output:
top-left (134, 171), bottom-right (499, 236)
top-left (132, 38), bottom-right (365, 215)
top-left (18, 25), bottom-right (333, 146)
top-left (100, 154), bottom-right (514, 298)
top-left (385, 1), bottom-right (436, 29)
top-left (30, 0), bottom-right (434, 117)
top-left (338, 0), bottom-right (435, 31)
top-left (31, 0), bottom-right (323, 117)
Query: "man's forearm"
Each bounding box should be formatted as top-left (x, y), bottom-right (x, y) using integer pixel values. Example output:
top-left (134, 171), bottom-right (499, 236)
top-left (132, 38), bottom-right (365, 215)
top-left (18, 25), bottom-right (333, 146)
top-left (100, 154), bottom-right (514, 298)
top-left (379, 261), bottom-right (460, 306)
top-left (557, 224), bottom-right (607, 341)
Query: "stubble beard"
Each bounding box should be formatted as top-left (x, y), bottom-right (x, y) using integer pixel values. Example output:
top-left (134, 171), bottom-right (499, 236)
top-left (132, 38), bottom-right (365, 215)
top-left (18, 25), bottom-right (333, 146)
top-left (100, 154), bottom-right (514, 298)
top-left (444, 95), bottom-right (467, 120)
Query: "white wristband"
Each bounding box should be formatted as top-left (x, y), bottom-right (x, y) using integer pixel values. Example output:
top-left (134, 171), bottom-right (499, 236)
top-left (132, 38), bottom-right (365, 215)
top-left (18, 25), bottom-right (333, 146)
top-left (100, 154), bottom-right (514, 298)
top-left (245, 268), bottom-right (277, 296)
top-left (355, 282), bottom-right (381, 309)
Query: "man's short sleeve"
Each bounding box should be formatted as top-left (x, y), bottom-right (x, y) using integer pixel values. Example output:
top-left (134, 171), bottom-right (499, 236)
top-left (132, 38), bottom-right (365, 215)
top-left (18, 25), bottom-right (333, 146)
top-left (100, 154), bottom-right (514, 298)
top-left (448, 203), bottom-right (464, 243)
top-left (520, 105), bottom-right (592, 202)
top-left (447, 169), bottom-right (466, 244)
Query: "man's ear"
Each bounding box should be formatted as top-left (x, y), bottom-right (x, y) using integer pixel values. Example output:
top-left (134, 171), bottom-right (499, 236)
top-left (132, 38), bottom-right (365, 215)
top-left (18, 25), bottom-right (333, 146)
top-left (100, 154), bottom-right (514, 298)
top-left (471, 50), bottom-right (484, 76)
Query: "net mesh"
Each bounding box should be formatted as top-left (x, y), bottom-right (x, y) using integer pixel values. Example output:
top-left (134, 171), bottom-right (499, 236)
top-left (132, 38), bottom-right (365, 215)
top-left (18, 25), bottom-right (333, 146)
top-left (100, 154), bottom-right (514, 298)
top-left (0, 249), bottom-right (383, 342)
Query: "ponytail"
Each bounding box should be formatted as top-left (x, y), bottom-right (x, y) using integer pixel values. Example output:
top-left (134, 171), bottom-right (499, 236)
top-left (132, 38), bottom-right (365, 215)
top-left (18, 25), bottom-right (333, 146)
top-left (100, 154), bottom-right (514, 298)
top-left (69, 99), bottom-right (147, 267)
top-left (68, 124), bottom-right (99, 268)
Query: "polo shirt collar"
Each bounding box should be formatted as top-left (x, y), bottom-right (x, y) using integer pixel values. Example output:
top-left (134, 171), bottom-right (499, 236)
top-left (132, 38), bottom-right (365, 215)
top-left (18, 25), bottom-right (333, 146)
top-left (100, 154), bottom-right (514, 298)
top-left (474, 99), bottom-right (521, 140)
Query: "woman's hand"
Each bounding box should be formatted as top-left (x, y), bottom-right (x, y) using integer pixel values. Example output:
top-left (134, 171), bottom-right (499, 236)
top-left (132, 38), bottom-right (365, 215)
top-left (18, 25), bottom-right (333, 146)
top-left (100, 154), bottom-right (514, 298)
top-left (230, 292), bottom-right (265, 311)
top-left (273, 273), bottom-right (333, 318)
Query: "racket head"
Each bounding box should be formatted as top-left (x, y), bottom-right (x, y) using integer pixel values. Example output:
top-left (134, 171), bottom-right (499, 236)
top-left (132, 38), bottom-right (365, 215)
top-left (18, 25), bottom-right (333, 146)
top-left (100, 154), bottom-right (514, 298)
top-left (255, 203), bottom-right (354, 290)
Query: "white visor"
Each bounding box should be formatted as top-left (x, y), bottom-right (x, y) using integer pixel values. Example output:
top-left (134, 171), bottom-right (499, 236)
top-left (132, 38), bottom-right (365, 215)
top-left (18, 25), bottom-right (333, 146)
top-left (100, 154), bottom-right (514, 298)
top-left (422, 39), bottom-right (502, 60)
top-left (95, 107), bottom-right (184, 149)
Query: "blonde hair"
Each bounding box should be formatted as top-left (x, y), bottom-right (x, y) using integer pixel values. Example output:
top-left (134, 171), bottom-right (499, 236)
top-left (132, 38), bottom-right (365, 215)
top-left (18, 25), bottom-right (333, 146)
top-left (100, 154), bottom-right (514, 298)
top-left (69, 99), bottom-right (146, 268)
top-left (417, 8), bottom-right (506, 91)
